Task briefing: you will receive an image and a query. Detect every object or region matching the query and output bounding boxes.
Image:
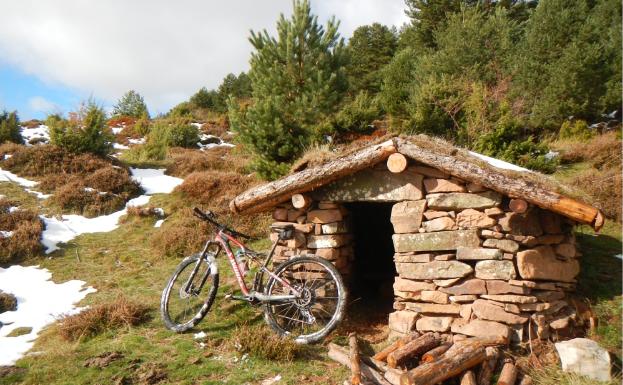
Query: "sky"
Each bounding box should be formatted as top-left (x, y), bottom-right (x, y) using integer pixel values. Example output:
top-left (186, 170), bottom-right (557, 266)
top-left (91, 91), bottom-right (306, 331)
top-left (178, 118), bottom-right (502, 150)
top-left (0, 0), bottom-right (410, 120)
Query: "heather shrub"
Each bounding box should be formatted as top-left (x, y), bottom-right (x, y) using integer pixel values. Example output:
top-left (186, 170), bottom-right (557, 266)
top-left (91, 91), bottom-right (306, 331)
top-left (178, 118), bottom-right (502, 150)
top-left (48, 103), bottom-right (113, 156)
top-left (0, 291), bottom-right (17, 312)
top-left (166, 147), bottom-right (247, 177)
top-left (232, 323), bottom-right (300, 361)
top-left (0, 200), bottom-right (43, 263)
top-left (49, 180), bottom-right (127, 217)
top-left (0, 111), bottom-right (23, 145)
top-left (83, 167), bottom-right (141, 197)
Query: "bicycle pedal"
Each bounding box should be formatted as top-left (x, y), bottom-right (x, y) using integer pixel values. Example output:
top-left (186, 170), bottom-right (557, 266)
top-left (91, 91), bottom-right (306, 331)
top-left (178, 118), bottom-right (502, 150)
top-left (230, 294), bottom-right (253, 302)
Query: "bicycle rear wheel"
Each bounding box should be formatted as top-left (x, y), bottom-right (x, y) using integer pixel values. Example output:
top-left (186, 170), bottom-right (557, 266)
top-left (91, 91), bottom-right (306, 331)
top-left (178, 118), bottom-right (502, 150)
top-left (160, 253), bottom-right (219, 332)
top-left (263, 255), bottom-right (346, 344)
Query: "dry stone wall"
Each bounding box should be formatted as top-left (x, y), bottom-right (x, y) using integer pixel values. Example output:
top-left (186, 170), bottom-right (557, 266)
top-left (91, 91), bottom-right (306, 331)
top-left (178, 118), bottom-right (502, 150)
top-left (388, 164), bottom-right (581, 344)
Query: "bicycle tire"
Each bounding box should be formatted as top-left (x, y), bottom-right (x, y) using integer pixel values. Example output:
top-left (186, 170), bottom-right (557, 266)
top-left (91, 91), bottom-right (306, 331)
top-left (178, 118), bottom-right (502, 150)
top-left (263, 255), bottom-right (347, 344)
top-left (160, 253), bottom-right (219, 332)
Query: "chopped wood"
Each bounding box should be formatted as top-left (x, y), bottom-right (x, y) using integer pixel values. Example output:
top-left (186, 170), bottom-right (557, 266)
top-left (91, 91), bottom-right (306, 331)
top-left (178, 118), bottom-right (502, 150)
top-left (460, 370), bottom-right (478, 385)
top-left (387, 333), bottom-right (440, 369)
top-left (594, 210), bottom-right (605, 232)
top-left (291, 193), bottom-right (312, 209)
top-left (421, 343), bottom-right (452, 363)
top-left (497, 362), bottom-right (517, 385)
top-left (350, 333), bottom-right (362, 385)
top-left (328, 343), bottom-right (393, 385)
top-left (477, 347), bottom-right (500, 385)
top-left (395, 138), bottom-right (601, 228)
top-left (518, 374), bottom-right (533, 385)
top-left (230, 139), bottom-right (397, 214)
top-left (373, 332), bottom-right (421, 362)
top-left (384, 368), bottom-right (404, 385)
top-left (509, 199), bottom-right (528, 213)
top-left (400, 339), bottom-right (487, 385)
top-left (387, 153), bottom-right (408, 173)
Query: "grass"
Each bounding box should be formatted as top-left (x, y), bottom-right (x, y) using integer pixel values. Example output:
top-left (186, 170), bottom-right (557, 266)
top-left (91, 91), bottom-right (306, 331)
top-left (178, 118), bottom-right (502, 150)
top-left (529, 364), bottom-right (621, 385)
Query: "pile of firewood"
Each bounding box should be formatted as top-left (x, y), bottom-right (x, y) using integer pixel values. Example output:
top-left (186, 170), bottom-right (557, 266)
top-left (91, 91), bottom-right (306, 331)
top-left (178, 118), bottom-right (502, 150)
top-left (329, 332), bottom-right (533, 385)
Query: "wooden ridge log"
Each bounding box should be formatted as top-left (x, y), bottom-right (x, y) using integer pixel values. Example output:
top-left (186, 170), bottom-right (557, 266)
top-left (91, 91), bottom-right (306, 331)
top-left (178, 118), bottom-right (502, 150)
top-left (400, 339), bottom-right (487, 385)
top-left (497, 362), bottom-right (517, 385)
top-left (395, 138), bottom-right (602, 229)
top-left (421, 343), bottom-right (452, 363)
top-left (230, 139), bottom-right (397, 214)
top-left (460, 370), bottom-right (477, 385)
top-left (387, 333), bottom-right (440, 369)
top-left (509, 199), bottom-right (528, 213)
top-left (328, 343), bottom-right (393, 385)
top-left (387, 153), bottom-right (408, 173)
top-left (477, 347), bottom-right (500, 385)
top-left (291, 193), bottom-right (312, 209)
top-left (350, 333), bottom-right (362, 385)
top-left (373, 332), bottom-right (421, 362)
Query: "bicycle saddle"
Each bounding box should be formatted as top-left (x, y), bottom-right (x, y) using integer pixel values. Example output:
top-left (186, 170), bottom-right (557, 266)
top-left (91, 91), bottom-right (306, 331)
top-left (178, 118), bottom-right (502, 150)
top-left (270, 224), bottom-right (294, 240)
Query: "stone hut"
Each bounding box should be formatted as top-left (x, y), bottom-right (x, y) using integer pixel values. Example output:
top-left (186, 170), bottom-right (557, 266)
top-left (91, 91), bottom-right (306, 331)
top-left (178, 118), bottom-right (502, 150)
top-left (229, 136), bottom-right (604, 344)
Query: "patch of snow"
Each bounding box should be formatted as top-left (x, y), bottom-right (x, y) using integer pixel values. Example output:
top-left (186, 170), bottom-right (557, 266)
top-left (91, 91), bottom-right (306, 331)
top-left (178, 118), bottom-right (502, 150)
top-left (200, 142), bottom-right (235, 151)
top-left (9, 206), bottom-right (19, 213)
top-left (468, 151), bottom-right (531, 173)
top-left (0, 230), bottom-right (13, 238)
top-left (261, 374), bottom-right (282, 385)
top-left (4, 154), bottom-right (12, 160)
top-left (113, 143), bottom-right (130, 150)
top-left (25, 189), bottom-right (51, 200)
top-left (128, 138), bottom-right (146, 145)
top-left (154, 219), bottom-right (164, 228)
top-left (614, 254), bottom-right (622, 260)
top-left (130, 168), bottom-right (183, 194)
top-left (545, 151), bottom-right (559, 161)
top-left (0, 265), bottom-right (96, 365)
top-left (153, 208), bottom-right (165, 216)
top-left (0, 168), bottom-right (38, 188)
top-left (111, 126), bottom-right (124, 135)
top-left (20, 125), bottom-right (50, 146)
top-left (191, 122), bottom-right (203, 129)
top-left (193, 331), bottom-right (207, 340)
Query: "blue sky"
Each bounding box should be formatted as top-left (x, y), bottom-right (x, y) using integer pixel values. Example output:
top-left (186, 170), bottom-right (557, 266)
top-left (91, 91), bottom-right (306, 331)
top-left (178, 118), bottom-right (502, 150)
top-left (0, 1), bottom-right (409, 121)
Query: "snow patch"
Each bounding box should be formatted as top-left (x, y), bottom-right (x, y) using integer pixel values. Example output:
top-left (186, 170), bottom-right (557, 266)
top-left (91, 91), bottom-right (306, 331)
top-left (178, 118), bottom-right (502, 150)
top-left (128, 138), bottom-right (146, 145)
top-left (468, 151), bottom-right (531, 173)
top-left (154, 219), bottom-right (164, 228)
top-left (111, 126), bottom-right (124, 135)
top-left (0, 230), bottom-right (13, 238)
top-left (130, 168), bottom-right (183, 194)
top-left (0, 168), bottom-right (38, 188)
top-left (113, 143), bottom-right (130, 150)
top-left (20, 125), bottom-right (50, 145)
top-left (0, 265), bottom-right (96, 365)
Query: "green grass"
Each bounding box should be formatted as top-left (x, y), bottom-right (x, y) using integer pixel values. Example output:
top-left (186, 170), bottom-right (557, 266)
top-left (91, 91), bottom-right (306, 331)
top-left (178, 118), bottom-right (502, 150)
top-left (0, 191), bottom-right (348, 385)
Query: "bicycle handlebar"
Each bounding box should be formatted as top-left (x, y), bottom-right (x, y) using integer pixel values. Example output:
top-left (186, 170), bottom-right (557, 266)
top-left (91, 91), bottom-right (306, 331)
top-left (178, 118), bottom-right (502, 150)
top-left (193, 207), bottom-right (253, 241)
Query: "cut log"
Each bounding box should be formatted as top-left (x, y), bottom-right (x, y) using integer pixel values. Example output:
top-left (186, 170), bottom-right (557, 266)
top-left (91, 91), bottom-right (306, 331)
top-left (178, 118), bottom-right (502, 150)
top-left (509, 199), bottom-right (528, 213)
top-left (518, 374), bottom-right (533, 385)
top-left (497, 362), bottom-right (517, 385)
top-left (384, 368), bottom-right (404, 385)
top-left (387, 153), bottom-right (408, 173)
top-left (328, 343), bottom-right (393, 385)
top-left (373, 332), bottom-right (421, 362)
top-left (421, 343), bottom-right (452, 363)
top-left (291, 193), bottom-right (312, 209)
top-left (477, 347), bottom-right (500, 385)
top-left (350, 333), bottom-right (362, 385)
top-left (230, 139), bottom-right (396, 214)
top-left (387, 333), bottom-right (441, 368)
top-left (460, 370), bottom-right (478, 385)
top-left (400, 339), bottom-right (487, 385)
top-left (395, 138), bottom-right (601, 229)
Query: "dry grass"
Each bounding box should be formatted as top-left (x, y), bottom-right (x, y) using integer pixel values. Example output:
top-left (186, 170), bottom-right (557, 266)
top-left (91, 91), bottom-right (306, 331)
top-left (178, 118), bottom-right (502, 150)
top-left (21, 119), bottom-right (43, 129)
top-left (48, 181), bottom-right (127, 217)
top-left (529, 364), bottom-right (620, 385)
top-left (150, 207), bottom-right (213, 257)
top-left (1, 145), bottom-right (110, 177)
top-left (57, 296), bottom-right (151, 341)
top-left (0, 198), bottom-right (44, 263)
top-left (0, 291), bottom-right (17, 312)
top-left (166, 147), bottom-right (246, 176)
top-left (231, 323), bottom-right (301, 361)
top-left (120, 205), bottom-right (163, 224)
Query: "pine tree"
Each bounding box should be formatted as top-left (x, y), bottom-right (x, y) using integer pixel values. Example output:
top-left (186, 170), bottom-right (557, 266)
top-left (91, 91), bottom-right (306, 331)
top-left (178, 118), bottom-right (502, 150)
top-left (49, 102), bottom-right (112, 156)
top-left (0, 111), bottom-right (23, 144)
top-left (112, 90), bottom-right (150, 118)
top-left (228, 0), bottom-right (348, 179)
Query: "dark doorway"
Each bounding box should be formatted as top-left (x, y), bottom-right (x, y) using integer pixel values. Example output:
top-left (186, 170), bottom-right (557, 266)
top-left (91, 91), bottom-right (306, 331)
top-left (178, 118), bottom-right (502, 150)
top-left (345, 202), bottom-right (396, 334)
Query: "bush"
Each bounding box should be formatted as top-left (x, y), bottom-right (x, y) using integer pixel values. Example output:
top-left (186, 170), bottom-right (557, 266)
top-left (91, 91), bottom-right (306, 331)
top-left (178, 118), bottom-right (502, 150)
top-left (58, 296), bottom-right (150, 341)
top-left (328, 92), bottom-right (382, 134)
top-left (83, 167), bottom-right (141, 197)
top-left (48, 103), bottom-right (113, 156)
top-left (0, 111), bottom-right (23, 145)
top-left (559, 119), bottom-right (594, 140)
top-left (167, 120), bottom-right (199, 148)
top-left (0, 291), bottom-right (17, 312)
top-left (166, 147), bottom-right (248, 177)
top-left (0, 200), bottom-right (44, 263)
top-left (232, 323), bottom-right (300, 361)
top-left (49, 180), bottom-right (127, 217)
top-left (112, 90), bottom-right (149, 118)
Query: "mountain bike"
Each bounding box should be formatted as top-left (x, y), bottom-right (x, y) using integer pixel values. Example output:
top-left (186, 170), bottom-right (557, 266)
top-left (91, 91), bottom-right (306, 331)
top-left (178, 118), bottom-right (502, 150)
top-left (160, 207), bottom-right (347, 344)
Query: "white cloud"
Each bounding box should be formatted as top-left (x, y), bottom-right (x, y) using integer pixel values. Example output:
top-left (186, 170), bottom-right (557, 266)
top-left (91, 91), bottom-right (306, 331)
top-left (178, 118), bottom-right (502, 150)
top-left (0, 0), bottom-right (408, 114)
top-left (28, 96), bottom-right (58, 113)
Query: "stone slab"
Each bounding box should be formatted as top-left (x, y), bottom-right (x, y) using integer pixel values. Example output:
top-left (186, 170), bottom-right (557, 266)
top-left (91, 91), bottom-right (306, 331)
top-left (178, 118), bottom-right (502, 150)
top-left (426, 191), bottom-right (502, 210)
top-left (517, 246), bottom-right (579, 282)
top-left (474, 260), bottom-right (516, 280)
top-left (393, 230), bottom-right (480, 253)
top-left (395, 261), bottom-right (473, 280)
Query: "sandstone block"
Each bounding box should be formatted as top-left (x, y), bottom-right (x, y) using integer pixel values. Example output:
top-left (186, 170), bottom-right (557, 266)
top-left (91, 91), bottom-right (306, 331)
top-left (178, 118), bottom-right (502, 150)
top-left (272, 221), bottom-right (314, 234)
top-left (460, 304), bottom-right (472, 320)
top-left (307, 209), bottom-right (342, 224)
top-left (390, 200), bottom-right (427, 233)
top-left (312, 248), bottom-right (340, 260)
top-left (555, 338), bottom-right (611, 382)
top-left (451, 319), bottom-right (510, 342)
top-left (508, 279), bottom-right (537, 288)
top-left (393, 277), bottom-right (435, 292)
top-left (467, 182), bottom-right (487, 193)
top-left (426, 191), bottom-right (502, 210)
top-left (536, 234), bottom-right (565, 245)
top-left (484, 207), bottom-right (505, 216)
top-left (422, 217), bottom-right (456, 232)
top-left (416, 316), bottom-right (454, 332)
top-left (394, 252), bottom-right (435, 263)
top-left (434, 253), bottom-right (455, 261)
top-left (389, 310), bottom-right (418, 333)
top-left (480, 229), bottom-right (505, 239)
top-left (395, 291), bottom-right (422, 300)
top-left (433, 278), bottom-right (461, 287)
top-left (439, 279), bottom-right (486, 295)
top-left (307, 234), bottom-right (348, 248)
top-left (504, 304), bottom-right (521, 314)
top-left (395, 261), bottom-right (473, 280)
top-left (321, 221), bottom-right (348, 234)
top-left (421, 290), bottom-right (449, 304)
top-left (480, 294), bottom-right (538, 304)
top-left (532, 290), bottom-right (565, 302)
top-left (475, 260), bottom-right (516, 280)
top-left (423, 178), bottom-right (465, 193)
top-left (456, 209), bottom-right (496, 229)
top-left (405, 302), bottom-right (461, 315)
top-left (498, 211), bottom-right (543, 236)
top-left (456, 247), bottom-right (502, 260)
top-left (482, 238), bottom-right (519, 253)
top-left (423, 210), bottom-right (449, 220)
top-left (517, 246), bottom-right (579, 282)
top-left (472, 299), bottom-right (529, 324)
top-left (393, 230), bottom-right (480, 253)
top-left (555, 243), bottom-right (577, 259)
top-left (449, 295), bottom-right (477, 303)
top-left (486, 280), bottom-right (530, 295)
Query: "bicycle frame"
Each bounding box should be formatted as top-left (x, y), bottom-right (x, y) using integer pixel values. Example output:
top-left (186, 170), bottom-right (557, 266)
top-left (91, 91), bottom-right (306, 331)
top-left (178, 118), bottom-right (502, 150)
top-left (196, 228), bottom-right (301, 301)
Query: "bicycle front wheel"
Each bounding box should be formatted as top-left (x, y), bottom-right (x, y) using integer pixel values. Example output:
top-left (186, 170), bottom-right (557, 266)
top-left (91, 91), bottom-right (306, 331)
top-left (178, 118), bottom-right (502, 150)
top-left (263, 255), bottom-right (347, 344)
top-left (160, 253), bottom-right (219, 332)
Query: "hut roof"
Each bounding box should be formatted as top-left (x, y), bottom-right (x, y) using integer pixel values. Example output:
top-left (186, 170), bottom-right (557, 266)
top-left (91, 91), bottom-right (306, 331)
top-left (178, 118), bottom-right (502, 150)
top-left (230, 135), bottom-right (604, 230)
